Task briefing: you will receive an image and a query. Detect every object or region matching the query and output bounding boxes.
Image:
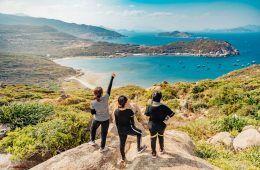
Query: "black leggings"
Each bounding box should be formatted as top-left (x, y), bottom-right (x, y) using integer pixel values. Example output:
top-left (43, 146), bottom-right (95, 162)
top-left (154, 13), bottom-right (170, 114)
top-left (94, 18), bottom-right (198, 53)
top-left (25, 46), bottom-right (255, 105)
top-left (118, 126), bottom-right (142, 160)
top-left (149, 127), bottom-right (165, 154)
top-left (90, 119), bottom-right (109, 149)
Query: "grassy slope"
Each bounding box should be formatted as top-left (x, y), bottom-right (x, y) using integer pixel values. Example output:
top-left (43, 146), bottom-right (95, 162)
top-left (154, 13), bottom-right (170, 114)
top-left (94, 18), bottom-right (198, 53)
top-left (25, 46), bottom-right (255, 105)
top-left (0, 53), bottom-right (76, 86)
top-left (0, 60), bottom-right (259, 169)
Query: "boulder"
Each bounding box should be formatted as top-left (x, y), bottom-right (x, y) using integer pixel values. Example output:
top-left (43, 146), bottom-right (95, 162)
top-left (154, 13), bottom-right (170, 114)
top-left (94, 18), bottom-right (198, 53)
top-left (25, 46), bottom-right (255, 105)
top-left (233, 128), bottom-right (260, 151)
top-left (180, 100), bottom-right (189, 109)
top-left (207, 132), bottom-right (233, 147)
top-left (242, 125), bottom-right (255, 131)
top-left (31, 130), bottom-right (219, 170)
top-left (0, 124), bottom-right (11, 140)
top-left (0, 153), bottom-right (49, 170)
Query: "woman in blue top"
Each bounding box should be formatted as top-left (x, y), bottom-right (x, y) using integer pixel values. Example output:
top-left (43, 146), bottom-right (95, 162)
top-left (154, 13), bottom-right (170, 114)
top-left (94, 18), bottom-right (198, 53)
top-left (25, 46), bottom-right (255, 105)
top-left (89, 73), bottom-right (116, 153)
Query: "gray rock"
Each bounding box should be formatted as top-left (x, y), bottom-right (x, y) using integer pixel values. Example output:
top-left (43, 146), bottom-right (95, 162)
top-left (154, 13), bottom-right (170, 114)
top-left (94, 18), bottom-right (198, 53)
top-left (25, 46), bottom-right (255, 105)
top-left (207, 132), bottom-right (233, 147)
top-left (31, 130), bottom-right (220, 170)
top-left (0, 124), bottom-right (11, 140)
top-left (180, 100), bottom-right (189, 109)
top-left (0, 153), bottom-right (46, 170)
top-left (233, 128), bottom-right (260, 151)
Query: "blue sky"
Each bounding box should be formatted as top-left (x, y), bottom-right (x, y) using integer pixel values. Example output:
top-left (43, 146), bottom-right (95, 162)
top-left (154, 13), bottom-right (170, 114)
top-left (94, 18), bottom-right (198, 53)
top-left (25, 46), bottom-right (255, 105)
top-left (0, 0), bottom-right (259, 31)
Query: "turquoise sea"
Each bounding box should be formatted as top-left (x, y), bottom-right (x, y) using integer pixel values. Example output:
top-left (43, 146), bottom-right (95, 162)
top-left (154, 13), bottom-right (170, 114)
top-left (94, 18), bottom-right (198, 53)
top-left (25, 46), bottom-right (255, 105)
top-left (55, 33), bottom-right (260, 88)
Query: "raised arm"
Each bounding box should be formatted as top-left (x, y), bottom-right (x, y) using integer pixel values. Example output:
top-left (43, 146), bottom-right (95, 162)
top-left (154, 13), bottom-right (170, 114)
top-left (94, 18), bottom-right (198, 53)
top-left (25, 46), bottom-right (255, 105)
top-left (107, 73), bottom-right (116, 96)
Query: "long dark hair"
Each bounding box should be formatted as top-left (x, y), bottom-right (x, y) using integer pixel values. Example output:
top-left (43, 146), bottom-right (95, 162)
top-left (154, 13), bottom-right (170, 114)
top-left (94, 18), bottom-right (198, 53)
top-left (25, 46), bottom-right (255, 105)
top-left (93, 87), bottom-right (103, 102)
top-left (118, 95), bottom-right (128, 108)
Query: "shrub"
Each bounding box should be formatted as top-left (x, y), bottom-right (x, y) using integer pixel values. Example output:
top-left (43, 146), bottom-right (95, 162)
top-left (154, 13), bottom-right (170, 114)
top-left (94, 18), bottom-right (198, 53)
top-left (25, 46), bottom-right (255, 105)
top-left (0, 111), bottom-right (91, 160)
top-left (192, 85), bottom-right (205, 94)
top-left (0, 102), bottom-right (54, 129)
top-left (164, 99), bottom-right (180, 110)
top-left (196, 142), bottom-right (219, 159)
top-left (192, 103), bottom-right (208, 111)
top-left (177, 119), bottom-right (219, 141)
top-left (219, 115), bottom-right (247, 132)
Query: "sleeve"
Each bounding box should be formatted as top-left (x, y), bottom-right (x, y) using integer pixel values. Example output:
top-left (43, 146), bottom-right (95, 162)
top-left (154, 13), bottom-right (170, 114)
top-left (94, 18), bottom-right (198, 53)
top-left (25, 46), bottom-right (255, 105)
top-left (90, 102), bottom-right (96, 115)
top-left (114, 110), bottom-right (119, 127)
top-left (165, 105), bottom-right (175, 117)
top-left (107, 76), bottom-right (114, 96)
top-left (129, 110), bottom-right (135, 126)
top-left (144, 105), bottom-right (151, 117)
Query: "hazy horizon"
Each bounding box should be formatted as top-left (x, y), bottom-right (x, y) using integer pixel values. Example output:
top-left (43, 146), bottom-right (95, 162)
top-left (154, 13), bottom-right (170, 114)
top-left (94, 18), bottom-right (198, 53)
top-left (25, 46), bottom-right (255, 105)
top-left (0, 0), bottom-right (260, 31)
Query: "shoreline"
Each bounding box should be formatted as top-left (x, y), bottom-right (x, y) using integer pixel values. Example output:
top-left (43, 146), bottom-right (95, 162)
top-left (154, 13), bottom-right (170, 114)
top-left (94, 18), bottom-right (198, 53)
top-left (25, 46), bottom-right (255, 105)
top-left (52, 51), bottom-right (237, 61)
top-left (64, 70), bottom-right (108, 90)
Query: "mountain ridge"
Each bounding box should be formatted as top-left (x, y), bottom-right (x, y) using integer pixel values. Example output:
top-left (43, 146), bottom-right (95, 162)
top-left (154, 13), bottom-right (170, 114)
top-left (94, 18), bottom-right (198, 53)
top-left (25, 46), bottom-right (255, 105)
top-left (0, 13), bottom-right (124, 39)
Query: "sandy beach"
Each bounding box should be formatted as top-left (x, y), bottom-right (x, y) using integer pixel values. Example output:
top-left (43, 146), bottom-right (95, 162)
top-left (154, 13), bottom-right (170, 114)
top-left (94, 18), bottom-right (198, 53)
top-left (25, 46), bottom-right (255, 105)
top-left (65, 70), bottom-right (108, 89)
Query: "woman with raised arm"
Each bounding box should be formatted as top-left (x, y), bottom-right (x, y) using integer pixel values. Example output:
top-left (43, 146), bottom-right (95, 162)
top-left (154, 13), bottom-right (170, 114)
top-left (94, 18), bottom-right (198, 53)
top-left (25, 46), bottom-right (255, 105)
top-left (88, 73), bottom-right (116, 153)
top-left (114, 96), bottom-right (146, 163)
top-left (145, 91), bottom-right (175, 158)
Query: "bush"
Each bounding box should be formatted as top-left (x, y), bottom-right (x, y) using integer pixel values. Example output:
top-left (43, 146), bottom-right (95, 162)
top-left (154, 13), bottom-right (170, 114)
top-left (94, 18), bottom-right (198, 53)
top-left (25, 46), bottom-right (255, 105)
top-left (192, 85), bottom-right (205, 94)
top-left (0, 102), bottom-right (54, 129)
top-left (196, 142), bottom-right (219, 159)
top-left (177, 119), bottom-right (218, 141)
top-left (192, 103), bottom-right (208, 110)
top-left (164, 99), bottom-right (180, 109)
top-left (0, 111), bottom-right (91, 160)
top-left (219, 115), bottom-right (247, 132)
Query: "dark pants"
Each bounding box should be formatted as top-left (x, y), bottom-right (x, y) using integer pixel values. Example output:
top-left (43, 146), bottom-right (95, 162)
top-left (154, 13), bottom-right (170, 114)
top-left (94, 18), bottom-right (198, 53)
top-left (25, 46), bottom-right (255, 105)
top-left (148, 122), bottom-right (166, 155)
top-left (118, 126), bottom-right (142, 160)
top-left (90, 119), bottom-right (109, 149)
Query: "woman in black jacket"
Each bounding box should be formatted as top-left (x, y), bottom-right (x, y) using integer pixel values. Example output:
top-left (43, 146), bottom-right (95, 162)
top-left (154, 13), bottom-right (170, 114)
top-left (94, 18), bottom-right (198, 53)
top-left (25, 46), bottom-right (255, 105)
top-left (114, 96), bottom-right (146, 163)
top-left (145, 91), bottom-right (175, 158)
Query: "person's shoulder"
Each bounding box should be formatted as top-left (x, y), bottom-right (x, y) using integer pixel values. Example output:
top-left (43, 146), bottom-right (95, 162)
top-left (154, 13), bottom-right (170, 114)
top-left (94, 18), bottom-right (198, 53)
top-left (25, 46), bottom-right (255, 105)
top-left (102, 94), bottom-right (109, 100)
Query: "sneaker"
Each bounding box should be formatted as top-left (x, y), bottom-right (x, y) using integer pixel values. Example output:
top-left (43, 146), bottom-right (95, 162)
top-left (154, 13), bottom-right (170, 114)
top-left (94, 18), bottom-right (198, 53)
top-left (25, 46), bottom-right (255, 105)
top-left (137, 145), bottom-right (147, 154)
top-left (99, 147), bottom-right (109, 153)
top-left (88, 141), bottom-right (97, 146)
top-left (159, 149), bottom-right (165, 155)
top-left (152, 152), bottom-right (157, 159)
top-left (119, 159), bottom-right (125, 164)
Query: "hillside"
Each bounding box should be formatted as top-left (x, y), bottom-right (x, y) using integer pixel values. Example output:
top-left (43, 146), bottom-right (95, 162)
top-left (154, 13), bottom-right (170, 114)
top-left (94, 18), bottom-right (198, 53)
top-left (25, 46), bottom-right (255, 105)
top-left (0, 64), bottom-right (259, 170)
top-left (0, 13), bottom-right (124, 39)
top-left (0, 53), bottom-right (76, 85)
top-left (0, 25), bottom-right (239, 57)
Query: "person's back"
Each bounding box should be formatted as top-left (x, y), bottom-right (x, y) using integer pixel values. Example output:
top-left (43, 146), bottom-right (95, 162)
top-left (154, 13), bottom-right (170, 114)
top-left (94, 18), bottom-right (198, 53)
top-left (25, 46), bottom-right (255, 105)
top-left (114, 108), bottom-right (134, 134)
top-left (145, 92), bottom-right (175, 158)
top-left (91, 94), bottom-right (109, 121)
top-left (114, 96), bottom-right (146, 163)
top-left (146, 104), bottom-right (172, 124)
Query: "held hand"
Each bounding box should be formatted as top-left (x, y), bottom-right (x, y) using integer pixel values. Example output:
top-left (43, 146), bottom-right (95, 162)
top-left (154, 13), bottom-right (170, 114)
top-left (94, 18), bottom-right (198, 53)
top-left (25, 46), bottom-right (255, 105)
top-left (112, 73), bottom-right (116, 78)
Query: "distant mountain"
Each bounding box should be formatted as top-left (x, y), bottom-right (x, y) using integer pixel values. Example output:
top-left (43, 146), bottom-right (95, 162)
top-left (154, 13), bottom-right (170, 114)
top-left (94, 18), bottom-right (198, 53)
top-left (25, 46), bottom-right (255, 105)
top-left (0, 13), bottom-right (124, 39)
top-left (205, 25), bottom-right (260, 33)
top-left (157, 31), bottom-right (192, 38)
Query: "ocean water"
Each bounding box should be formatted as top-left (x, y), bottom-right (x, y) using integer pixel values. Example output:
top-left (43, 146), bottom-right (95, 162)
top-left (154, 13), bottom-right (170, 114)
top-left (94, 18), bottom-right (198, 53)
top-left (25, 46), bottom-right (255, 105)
top-left (55, 33), bottom-right (260, 88)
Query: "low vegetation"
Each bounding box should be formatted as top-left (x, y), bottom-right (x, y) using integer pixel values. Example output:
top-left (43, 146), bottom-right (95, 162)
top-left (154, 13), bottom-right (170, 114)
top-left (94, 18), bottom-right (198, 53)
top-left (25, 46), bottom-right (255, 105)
top-left (0, 56), bottom-right (259, 170)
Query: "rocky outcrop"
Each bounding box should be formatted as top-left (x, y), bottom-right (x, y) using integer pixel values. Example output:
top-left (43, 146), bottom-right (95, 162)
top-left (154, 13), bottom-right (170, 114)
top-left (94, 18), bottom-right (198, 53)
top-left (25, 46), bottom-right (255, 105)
top-left (207, 132), bottom-right (233, 147)
top-left (31, 130), bottom-right (219, 170)
top-left (0, 124), bottom-right (11, 140)
top-left (233, 128), bottom-right (260, 151)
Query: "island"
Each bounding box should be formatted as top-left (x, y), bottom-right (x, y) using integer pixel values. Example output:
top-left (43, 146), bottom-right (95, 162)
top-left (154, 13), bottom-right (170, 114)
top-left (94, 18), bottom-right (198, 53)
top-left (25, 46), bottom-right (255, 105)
top-left (157, 31), bottom-right (192, 38)
top-left (0, 25), bottom-right (239, 58)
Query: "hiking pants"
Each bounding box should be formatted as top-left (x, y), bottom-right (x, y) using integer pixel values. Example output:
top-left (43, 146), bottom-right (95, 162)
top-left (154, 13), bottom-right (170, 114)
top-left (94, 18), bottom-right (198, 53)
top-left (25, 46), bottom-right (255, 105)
top-left (90, 119), bottom-right (109, 149)
top-left (118, 126), bottom-right (142, 160)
